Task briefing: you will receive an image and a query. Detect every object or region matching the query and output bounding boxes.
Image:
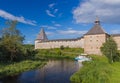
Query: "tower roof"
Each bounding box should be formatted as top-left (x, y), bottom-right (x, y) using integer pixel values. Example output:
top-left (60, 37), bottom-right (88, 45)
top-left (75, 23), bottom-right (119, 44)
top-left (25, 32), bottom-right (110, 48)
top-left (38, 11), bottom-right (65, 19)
top-left (85, 17), bottom-right (106, 35)
top-left (36, 28), bottom-right (48, 41)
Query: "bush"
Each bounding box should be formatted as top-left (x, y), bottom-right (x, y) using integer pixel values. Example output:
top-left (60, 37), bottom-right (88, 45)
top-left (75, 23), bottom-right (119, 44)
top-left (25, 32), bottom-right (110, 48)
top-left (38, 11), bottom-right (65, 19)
top-left (113, 51), bottom-right (120, 62)
top-left (60, 45), bottom-right (64, 50)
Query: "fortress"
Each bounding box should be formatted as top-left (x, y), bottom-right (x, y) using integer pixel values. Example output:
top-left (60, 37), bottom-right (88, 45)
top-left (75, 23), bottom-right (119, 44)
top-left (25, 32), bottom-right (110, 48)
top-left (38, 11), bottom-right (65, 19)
top-left (35, 18), bottom-right (120, 55)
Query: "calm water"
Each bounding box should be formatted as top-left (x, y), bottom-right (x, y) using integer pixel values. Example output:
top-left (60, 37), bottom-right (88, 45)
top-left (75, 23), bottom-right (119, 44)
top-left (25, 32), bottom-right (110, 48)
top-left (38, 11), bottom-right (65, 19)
top-left (0, 59), bottom-right (82, 83)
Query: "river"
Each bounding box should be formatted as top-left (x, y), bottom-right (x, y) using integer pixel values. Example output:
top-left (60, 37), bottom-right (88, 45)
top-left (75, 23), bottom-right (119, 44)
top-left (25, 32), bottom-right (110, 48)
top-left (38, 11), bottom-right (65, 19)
top-left (0, 59), bottom-right (82, 83)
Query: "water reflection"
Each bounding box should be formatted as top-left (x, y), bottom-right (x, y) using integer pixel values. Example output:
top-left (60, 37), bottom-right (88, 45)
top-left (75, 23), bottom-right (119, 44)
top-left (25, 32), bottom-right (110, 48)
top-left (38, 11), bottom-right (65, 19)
top-left (0, 60), bottom-right (82, 83)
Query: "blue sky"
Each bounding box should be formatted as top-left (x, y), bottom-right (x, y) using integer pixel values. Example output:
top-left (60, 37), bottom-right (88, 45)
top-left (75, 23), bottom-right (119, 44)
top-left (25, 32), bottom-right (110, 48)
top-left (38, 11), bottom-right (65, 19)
top-left (0, 0), bottom-right (120, 44)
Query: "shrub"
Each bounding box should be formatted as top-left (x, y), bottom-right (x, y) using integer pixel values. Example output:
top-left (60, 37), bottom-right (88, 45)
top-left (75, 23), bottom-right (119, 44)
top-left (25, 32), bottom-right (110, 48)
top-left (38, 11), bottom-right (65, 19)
top-left (60, 45), bottom-right (64, 50)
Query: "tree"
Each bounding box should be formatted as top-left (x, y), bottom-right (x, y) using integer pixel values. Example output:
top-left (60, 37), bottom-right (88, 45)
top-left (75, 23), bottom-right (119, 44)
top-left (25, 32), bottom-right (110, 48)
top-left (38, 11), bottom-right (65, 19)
top-left (60, 45), bottom-right (64, 50)
top-left (0, 21), bottom-right (24, 61)
top-left (100, 37), bottom-right (118, 63)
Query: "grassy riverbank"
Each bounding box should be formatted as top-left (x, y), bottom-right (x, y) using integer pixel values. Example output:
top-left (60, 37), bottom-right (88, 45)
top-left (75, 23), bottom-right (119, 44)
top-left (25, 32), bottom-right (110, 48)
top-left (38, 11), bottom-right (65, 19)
top-left (0, 47), bottom-right (83, 78)
top-left (0, 60), bottom-right (46, 78)
top-left (111, 62), bottom-right (120, 83)
top-left (36, 48), bottom-right (84, 59)
top-left (70, 55), bottom-right (120, 83)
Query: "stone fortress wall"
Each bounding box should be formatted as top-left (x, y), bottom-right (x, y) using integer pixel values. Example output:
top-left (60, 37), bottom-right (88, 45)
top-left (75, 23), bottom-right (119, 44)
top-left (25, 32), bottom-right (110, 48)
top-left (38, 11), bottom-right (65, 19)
top-left (112, 35), bottom-right (120, 50)
top-left (35, 18), bottom-right (120, 55)
top-left (35, 38), bottom-right (84, 49)
top-left (84, 34), bottom-right (107, 55)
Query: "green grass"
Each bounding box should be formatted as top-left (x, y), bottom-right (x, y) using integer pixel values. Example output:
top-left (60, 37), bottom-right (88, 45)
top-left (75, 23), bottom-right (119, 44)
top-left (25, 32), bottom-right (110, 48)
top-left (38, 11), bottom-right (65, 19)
top-left (36, 48), bottom-right (84, 59)
top-left (70, 55), bottom-right (120, 83)
top-left (111, 62), bottom-right (120, 83)
top-left (0, 60), bottom-right (46, 78)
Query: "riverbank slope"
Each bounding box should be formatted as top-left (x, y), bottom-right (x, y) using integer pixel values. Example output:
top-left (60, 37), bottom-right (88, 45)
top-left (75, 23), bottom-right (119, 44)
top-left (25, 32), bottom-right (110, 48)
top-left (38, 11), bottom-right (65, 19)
top-left (0, 60), bottom-right (46, 78)
top-left (70, 55), bottom-right (120, 83)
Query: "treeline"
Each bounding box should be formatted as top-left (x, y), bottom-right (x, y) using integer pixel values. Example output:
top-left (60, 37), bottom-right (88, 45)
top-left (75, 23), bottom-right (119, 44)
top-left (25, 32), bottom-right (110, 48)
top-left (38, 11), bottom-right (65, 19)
top-left (0, 21), bottom-right (35, 62)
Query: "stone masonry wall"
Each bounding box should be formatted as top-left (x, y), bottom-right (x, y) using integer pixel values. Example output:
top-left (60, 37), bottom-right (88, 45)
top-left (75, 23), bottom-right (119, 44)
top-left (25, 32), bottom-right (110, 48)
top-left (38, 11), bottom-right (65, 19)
top-left (113, 36), bottom-right (120, 50)
top-left (35, 35), bottom-right (120, 55)
top-left (84, 34), bottom-right (107, 55)
top-left (35, 38), bottom-right (84, 49)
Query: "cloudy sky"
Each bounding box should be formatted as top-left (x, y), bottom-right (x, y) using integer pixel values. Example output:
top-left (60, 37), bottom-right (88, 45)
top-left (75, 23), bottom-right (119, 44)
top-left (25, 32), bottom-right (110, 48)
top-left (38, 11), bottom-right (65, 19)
top-left (0, 0), bottom-right (120, 44)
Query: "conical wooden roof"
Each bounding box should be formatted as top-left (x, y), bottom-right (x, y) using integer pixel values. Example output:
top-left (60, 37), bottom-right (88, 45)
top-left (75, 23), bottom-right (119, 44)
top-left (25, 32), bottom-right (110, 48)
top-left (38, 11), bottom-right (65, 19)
top-left (85, 18), bottom-right (106, 35)
top-left (36, 28), bottom-right (48, 41)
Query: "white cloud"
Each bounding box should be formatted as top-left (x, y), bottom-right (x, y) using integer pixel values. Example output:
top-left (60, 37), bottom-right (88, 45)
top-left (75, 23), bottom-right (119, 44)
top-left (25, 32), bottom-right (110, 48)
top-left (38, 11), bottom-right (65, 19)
top-left (54, 9), bottom-right (58, 13)
top-left (44, 28), bottom-right (87, 39)
top-left (26, 40), bottom-right (33, 44)
top-left (54, 23), bottom-right (61, 27)
top-left (57, 29), bottom-right (87, 35)
top-left (46, 31), bottom-right (55, 35)
top-left (49, 3), bottom-right (55, 8)
top-left (51, 21), bottom-right (55, 24)
top-left (0, 9), bottom-right (36, 26)
top-left (68, 27), bottom-right (73, 30)
top-left (111, 30), bottom-right (120, 34)
top-left (51, 21), bottom-right (61, 27)
top-left (46, 10), bottom-right (55, 17)
top-left (73, 0), bottom-right (120, 24)
top-left (46, 3), bottom-right (60, 17)
top-left (41, 25), bottom-right (56, 29)
top-left (58, 13), bottom-right (63, 17)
